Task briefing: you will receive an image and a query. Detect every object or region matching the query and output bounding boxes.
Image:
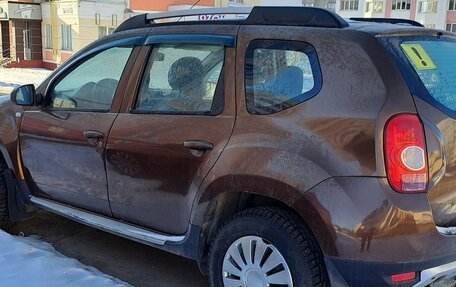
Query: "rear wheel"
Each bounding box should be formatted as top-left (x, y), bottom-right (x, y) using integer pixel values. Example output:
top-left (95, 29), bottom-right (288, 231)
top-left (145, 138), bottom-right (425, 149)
top-left (0, 158), bottom-right (10, 230)
top-left (208, 207), bottom-right (328, 287)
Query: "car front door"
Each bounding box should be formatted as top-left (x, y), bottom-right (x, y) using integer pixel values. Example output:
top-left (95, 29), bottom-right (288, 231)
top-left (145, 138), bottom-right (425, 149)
top-left (20, 40), bottom-right (139, 216)
top-left (106, 30), bottom-right (237, 235)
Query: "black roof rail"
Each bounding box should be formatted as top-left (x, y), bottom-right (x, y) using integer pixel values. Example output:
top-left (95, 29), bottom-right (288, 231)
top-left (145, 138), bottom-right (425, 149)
top-left (350, 17), bottom-right (424, 27)
top-left (115, 14), bottom-right (149, 33)
top-left (115, 6), bottom-right (349, 33)
top-left (246, 6), bottom-right (348, 28)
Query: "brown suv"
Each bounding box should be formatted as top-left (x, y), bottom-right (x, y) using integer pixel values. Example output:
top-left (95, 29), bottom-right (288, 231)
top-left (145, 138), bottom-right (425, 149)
top-left (0, 6), bottom-right (455, 287)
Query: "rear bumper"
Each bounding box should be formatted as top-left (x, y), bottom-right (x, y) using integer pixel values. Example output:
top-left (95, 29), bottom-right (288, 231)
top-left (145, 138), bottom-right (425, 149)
top-left (326, 253), bottom-right (456, 287)
top-left (291, 176), bottom-right (456, 286)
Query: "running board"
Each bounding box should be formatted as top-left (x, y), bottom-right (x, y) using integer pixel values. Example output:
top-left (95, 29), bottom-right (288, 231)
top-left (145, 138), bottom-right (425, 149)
top-left (29, 196), bottom-right (185, 246)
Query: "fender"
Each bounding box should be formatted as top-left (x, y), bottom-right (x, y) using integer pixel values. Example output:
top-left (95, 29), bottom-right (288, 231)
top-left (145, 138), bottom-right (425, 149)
top-left (0, 99), bottom-right (24, 178)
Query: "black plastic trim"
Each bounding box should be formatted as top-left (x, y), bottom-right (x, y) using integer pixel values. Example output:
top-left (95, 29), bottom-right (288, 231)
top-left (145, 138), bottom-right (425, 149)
top-left (245, 6), bottom-right (348, 28)
top-left (351, 18), bottom-right (424, 27)
top-left (145, 34), bottom-right (236, 47)
top-left (327, 253), bottom-right (456, 287)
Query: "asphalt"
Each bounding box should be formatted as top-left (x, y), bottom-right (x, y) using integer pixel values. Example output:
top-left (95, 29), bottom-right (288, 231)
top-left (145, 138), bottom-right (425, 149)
top-left (8, 210), bottom-right (210, 287)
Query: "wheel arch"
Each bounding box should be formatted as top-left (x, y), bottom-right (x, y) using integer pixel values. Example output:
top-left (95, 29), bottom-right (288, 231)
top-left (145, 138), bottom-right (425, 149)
top-left (0, 143), bottom-right (15, 171)
top-left (192, 174), bottom-right (338, 272)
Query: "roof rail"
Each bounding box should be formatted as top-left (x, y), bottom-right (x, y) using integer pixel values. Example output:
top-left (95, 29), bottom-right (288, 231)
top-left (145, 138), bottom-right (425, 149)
top-left (246, 6), bottom-right (348, 28)
top-left (146, 7), bottom-right (252, 22)
top-left (115, 6), bottom-right (349, 33)
top-left (350, 17), bottom-right (424, 27)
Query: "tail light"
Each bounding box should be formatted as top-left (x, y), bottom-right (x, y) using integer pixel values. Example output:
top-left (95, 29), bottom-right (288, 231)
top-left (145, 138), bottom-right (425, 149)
top-left (384, 114), bottom-right (428, 193)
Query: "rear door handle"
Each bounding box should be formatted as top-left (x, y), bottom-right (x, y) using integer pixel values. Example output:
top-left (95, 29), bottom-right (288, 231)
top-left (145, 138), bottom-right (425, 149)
top-left (84, 130), bottom-right (104, 145)
top-left (84, 130), bottom-right (105, 139)
top-left (184, 140), bottom-right (214, 151)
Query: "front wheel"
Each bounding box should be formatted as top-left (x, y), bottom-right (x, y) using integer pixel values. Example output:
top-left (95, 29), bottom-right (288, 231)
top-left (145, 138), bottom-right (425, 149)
top-left (208, 207), bottom-right (329, 287)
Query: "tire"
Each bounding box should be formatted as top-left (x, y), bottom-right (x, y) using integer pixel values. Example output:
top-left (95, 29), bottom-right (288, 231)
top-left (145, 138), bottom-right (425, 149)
top-left (208, 207), bottom-right (328, 287)
top-left (0, 158), bottom-right (11, 230)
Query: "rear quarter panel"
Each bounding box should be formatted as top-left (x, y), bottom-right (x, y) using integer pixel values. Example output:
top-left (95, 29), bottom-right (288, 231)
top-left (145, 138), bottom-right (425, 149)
top-left (193, 27), bottom-right (417, 221)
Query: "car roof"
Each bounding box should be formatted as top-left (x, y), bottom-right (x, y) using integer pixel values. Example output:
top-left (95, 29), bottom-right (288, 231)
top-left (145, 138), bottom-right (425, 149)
top-left (109, 6), bottom-right (456, 42)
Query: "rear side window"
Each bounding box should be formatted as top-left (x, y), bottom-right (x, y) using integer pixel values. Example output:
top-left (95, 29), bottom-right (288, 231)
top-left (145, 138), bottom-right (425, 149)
top-left (245, 40), bottom-right (322, 115)
top-left (400, 40), bottom-right (456, 113)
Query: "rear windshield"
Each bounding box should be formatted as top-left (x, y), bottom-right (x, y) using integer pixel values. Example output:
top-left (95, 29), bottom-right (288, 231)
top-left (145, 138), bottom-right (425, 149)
top-left (383, 36), bottom-right (456, 116)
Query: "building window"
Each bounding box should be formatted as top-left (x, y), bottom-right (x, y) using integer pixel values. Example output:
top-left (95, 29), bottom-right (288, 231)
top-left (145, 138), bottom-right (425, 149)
top-left (340, 0), bottom-right (359, 10)
top-left (373, 1), bottom-right (383, 12)
top-left (61, 25), bottom-right (72, 51)
top-left (425, 23), bottom-right (436, 28)
top-left (327, 1), bottom-right (336, 10)
top-left (98, 26), bottom-right (115, 39)
top-left (392, 0), bottom-right (411, 10)
top-left (447, 23), bottom-right (456, 32)
top-left (418, 1), bottom-right (438, 13)
top-left (449, 0), bottom-right (456, 10)
top-left (45, 24), bottom-right (52, 49)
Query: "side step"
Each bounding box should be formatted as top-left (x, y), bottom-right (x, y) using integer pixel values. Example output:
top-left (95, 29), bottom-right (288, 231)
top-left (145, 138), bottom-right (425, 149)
top-left (29, 196), bottom-right (185, 246)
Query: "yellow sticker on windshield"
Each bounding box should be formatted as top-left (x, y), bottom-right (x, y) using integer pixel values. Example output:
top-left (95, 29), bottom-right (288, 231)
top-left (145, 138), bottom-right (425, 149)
top-left (401, 44), bottom-right (436, 70)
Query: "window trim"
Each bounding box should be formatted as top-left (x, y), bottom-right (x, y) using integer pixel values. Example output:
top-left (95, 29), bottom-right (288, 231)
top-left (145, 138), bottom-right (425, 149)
top-left (244, 39), bottom-right (322, 115)
top-left (340, 0), bottom-right (360, 11)
top-left (145, 34), bottom-right (236, 47)
top-left (449, 0), bottom-right (456, 10)
top-left (43, 36), bottom-right (142, 113)
top-left (392, 0), bottom-right (411, 10)
top-left (131, 41), bottom-right (227, 116)
top-left (61, 24), bottom-right (72, 51)
top-left (45, 24), bottom-right (52, 49)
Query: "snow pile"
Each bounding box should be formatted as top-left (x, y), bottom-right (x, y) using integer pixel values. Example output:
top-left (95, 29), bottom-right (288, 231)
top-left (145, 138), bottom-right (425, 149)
top-left (0, 68), bottom-right (52, 96)
top-left (0, 230), bottom-right (130, 287)
top-left (0, 67), bottom-right (52, 87)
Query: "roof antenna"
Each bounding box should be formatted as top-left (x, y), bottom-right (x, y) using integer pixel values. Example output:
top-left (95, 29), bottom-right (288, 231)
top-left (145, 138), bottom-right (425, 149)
top-left (178, 0), bottom-right (201, 22)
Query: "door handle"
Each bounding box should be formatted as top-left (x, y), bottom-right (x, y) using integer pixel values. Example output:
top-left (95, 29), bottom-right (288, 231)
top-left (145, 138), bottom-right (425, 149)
top-left (84, 130), bottom-right (105, 139)
top-left (184, 140), bottom-right (214, 151)
top-left (184, 140), bottom-right (213, 157)
top-left (84, 130), bottom-right (104, 145)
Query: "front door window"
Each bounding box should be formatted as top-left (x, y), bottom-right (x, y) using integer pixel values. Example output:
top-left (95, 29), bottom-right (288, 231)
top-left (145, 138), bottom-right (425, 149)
top-left (48, 46), bottom-right (133, 111)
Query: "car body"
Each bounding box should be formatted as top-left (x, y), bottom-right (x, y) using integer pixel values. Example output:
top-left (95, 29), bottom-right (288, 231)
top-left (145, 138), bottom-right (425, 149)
top-left (0, 6), bottom-right (455, 287)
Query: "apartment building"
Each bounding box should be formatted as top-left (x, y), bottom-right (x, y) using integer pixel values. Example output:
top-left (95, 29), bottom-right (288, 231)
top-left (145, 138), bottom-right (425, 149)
top-left (218, 0), bottom-right (456, 30)
top-left (336, 0), bottom-right (456, 31)
top-left (41, 0), bottom-right (127, 69)
top-left (0, 0), bottom-right (42, 68)
top-left (0, 0), bottom-right (127, 69)
top-left (128, 0), bottom-right (215, 13)
top-left (219, 0), bottom-right (303, 6)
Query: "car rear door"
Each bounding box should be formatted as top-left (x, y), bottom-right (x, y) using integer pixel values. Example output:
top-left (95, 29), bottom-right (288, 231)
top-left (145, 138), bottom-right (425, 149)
top-left (106, 26), bottom-right (238, 235)
top-left (20, 38), bottom-right (141, 216)
top-left (383, 34), bottom-right (456, 231)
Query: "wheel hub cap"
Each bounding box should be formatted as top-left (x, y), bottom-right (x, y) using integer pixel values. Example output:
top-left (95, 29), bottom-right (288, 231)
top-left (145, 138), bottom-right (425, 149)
top-left (222, 235), bottom-right (293, 287)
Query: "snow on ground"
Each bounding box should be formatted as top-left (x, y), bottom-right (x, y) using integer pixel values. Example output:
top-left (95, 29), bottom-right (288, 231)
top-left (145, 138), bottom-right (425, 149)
top-left (0, 230), bottom-right (130, 287)
top-left (0, 67), bottom-right (52, 96)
